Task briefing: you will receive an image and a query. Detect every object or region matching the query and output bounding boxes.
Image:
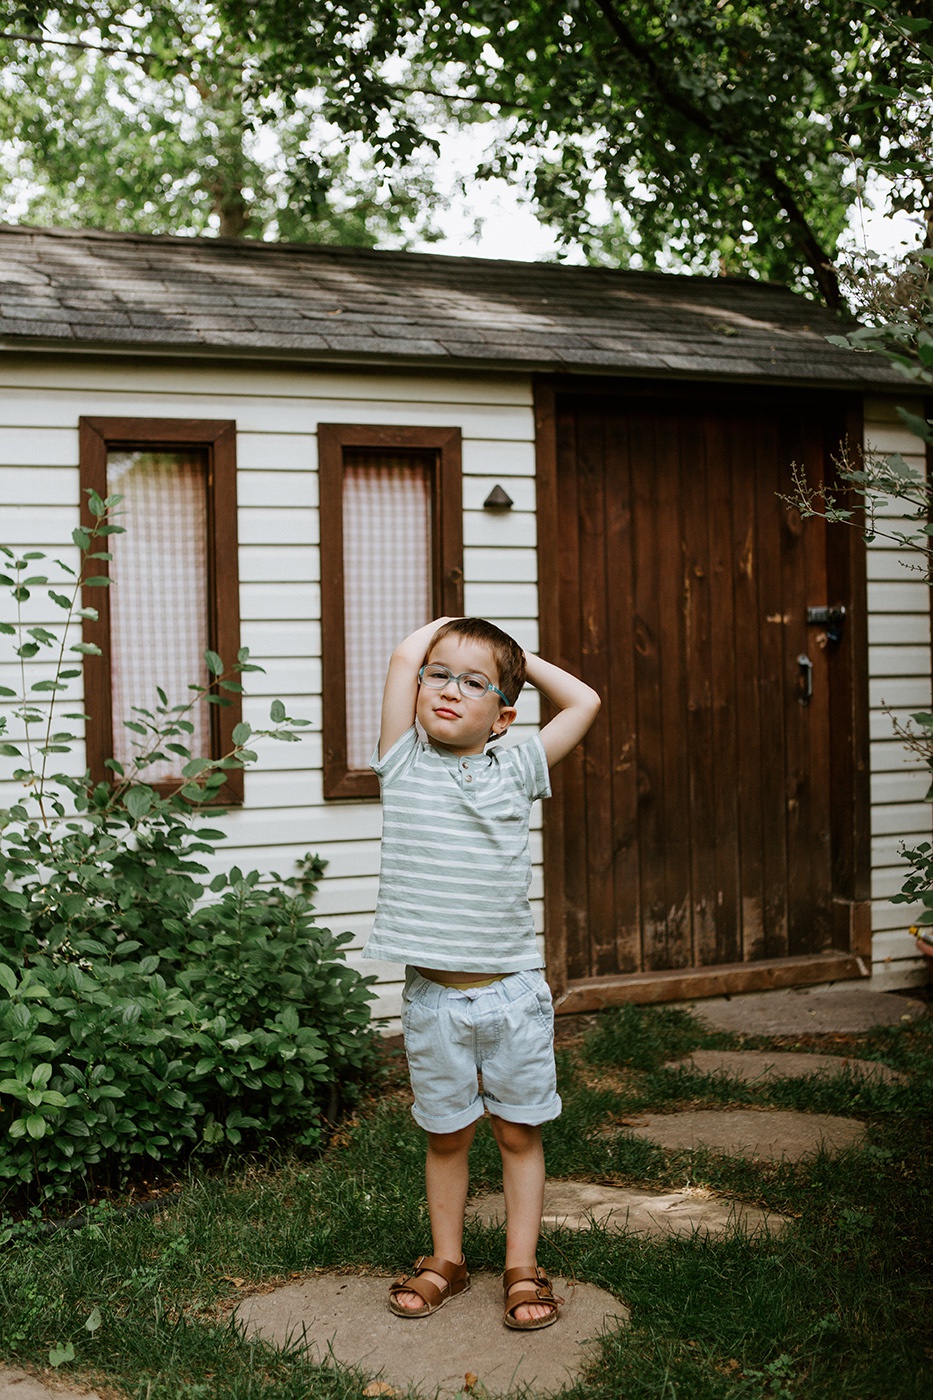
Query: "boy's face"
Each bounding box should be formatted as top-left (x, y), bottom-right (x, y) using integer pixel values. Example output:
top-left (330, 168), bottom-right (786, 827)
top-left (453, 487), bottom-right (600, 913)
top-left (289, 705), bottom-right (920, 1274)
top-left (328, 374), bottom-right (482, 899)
top-left (417, 635), bottom-right (517, 756)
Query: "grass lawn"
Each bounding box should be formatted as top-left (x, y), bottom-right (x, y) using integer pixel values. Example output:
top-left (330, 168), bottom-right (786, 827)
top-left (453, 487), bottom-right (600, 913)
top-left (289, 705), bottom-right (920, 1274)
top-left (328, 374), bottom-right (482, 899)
top-left (1, 1003), bottom-right (931, 1399)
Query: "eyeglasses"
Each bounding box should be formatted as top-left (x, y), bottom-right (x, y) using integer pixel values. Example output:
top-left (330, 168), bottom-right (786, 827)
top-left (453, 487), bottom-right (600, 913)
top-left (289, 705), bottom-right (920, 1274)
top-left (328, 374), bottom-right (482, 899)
top-left (418, 663), bottom-right (510, 704)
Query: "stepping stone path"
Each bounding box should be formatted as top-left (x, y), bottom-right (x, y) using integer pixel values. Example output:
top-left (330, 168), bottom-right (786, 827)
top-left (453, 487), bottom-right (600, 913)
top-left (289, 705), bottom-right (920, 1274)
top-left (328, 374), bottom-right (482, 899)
top-left (670, 1048), bottom-right (907, 1084)
top-left (694, 984), bottom-right (925, 1035)
top-left (467, 1180), bottom-right (788, 1237)
top-left (624, 1108), bottom-right (865, 1161)
top-left (0, 1373), bottom-right (103, 1400)
top-left (235, 1271), bottom-right (627, 1399)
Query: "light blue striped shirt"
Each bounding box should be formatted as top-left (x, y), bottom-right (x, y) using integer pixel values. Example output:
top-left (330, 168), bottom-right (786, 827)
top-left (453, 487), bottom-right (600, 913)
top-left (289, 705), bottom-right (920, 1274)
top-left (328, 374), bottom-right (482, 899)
top-left (363, 726), bottom-right (551, 972)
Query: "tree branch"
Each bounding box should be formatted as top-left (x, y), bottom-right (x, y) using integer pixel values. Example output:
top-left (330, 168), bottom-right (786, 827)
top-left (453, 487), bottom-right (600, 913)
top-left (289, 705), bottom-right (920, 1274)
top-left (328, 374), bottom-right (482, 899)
top-left (0, 28), bottom-right (153, 60)
top-left (589, 0), bottom-right (843, 308)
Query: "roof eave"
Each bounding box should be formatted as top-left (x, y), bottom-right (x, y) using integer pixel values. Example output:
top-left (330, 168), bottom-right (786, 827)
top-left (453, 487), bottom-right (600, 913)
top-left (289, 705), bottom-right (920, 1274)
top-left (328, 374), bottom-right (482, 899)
top-left (0, 331), bottom-right (908, 393)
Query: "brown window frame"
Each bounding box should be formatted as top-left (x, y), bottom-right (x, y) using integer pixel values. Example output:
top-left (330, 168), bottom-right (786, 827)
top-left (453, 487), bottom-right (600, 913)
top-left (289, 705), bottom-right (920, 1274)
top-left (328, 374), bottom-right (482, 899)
top-left (319, 423), bottom-right (464, 800)
top-left (78, 416), bottom-right (244, 805)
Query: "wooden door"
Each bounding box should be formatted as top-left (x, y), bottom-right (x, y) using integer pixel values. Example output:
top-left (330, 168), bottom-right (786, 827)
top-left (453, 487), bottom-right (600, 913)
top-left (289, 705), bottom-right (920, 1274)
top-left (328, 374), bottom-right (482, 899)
top-left (537, 383), bottom-right (871, 1008)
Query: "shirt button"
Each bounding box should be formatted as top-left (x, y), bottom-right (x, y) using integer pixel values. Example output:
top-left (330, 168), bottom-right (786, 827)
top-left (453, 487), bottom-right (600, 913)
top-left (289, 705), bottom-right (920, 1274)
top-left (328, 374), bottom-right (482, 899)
top-left (465, 774), bottom-right (472, 782)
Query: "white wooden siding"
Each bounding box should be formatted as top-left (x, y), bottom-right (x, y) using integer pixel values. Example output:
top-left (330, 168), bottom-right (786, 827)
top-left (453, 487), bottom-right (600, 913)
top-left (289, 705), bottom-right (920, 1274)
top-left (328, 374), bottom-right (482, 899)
top-left (0, 360), bottom-right (540, 1025)
top-left (864, 397), bottom-right (932, 979)
top-left (2, 359), bottom-right (929, 1017)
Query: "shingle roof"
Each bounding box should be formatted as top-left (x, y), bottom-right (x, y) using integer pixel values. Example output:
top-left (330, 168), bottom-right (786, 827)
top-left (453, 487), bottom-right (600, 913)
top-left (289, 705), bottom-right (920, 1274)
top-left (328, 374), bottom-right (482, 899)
top-left (0, 223), bottom-right (902, 387)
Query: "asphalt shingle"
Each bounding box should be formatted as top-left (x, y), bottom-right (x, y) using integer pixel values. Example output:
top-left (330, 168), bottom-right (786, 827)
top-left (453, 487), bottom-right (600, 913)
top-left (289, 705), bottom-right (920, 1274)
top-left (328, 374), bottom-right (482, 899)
top-left (0, 224), bottom-right (901, 387)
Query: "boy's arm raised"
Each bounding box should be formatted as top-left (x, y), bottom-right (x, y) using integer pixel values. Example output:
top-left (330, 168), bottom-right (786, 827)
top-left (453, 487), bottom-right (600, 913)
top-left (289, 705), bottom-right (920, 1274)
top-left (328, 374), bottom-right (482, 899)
top-left (525, 652), bottom-right (601, 768)
top-left (378, 618), bottom-right (454, 759)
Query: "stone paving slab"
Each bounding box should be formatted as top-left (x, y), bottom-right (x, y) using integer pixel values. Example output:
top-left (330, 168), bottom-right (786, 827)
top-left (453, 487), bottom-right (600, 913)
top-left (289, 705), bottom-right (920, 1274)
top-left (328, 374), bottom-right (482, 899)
top-left (668, 1048), bottom-right (907, 1084)
top-left (624, 1108), bottom-right (866, 1162)
top-left (0, 1372), bottom-right (103, 1400)
top-left (693, 985), bottom-right (925, 1035)
top-left (235, 1271), bottom-right (627, 1398)
top-left (467, 1180), bottom-right (788, 1238)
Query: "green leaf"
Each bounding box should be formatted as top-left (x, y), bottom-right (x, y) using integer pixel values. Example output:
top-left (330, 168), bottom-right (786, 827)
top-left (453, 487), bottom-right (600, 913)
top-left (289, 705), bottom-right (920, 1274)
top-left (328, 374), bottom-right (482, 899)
top-left (204, 649), bottom-right (224, 675)
top-left (124, 786), bottom-right (154, 820)
top-left (72, 527), bottom-right (91, 550)
top-left (0, 686), bottom-right (16, 696)
top-left (895, 407), bottom-right (933, 443)
top-left (0, 963), bottom-right (17, 995)
top-left (49, 590), bottom-right (72, 609)
top-left (0, 744), bottom-right (22, 757)
top-left (232, 721), bottom-right (252, 744)
top-left (25, 1113), bottom-right (47, 1139)
top-left (69, 642), bottom-right (103, 656)
top-left (181, 758), bottom-right (210, 778)
top-left (84, 1307), bottom-right (102, 1334)
top-left (83, 576), bottom-right (111, 587)
top-left (48, 1342), bottom-right (75, 1369)
top-left (270, 699), bottom-right (286, 722)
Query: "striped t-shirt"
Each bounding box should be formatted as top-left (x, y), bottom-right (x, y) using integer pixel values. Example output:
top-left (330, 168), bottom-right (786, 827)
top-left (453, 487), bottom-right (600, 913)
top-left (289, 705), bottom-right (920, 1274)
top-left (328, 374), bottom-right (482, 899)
top-left (363, 726), bottom-right (551, 972)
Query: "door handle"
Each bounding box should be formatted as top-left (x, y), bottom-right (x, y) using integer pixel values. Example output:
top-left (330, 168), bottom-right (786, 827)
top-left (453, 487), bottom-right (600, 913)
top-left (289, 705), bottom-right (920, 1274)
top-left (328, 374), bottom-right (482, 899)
top-left (797, 653), bottom-right (813, 705)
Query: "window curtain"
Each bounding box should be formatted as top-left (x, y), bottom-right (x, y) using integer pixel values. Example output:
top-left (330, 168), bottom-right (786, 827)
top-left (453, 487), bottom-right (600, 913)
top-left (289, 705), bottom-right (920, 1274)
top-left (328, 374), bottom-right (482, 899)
top-left (342, 454), bottom-right (433, 771)
top-left (105, 450), bottom-right (211, 781)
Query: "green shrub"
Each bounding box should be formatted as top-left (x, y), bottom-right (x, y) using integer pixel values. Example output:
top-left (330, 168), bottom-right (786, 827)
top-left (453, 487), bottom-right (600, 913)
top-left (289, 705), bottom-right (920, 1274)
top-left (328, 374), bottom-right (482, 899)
top-left (0, 863), bottom-right (377, 1202)
top-left (0, 497), bottom-right (377, 1204)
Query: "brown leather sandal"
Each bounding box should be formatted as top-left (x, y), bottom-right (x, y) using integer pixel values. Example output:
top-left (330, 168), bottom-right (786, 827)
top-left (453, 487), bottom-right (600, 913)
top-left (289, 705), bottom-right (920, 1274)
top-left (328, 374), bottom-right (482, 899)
top-left (502, 1264), bottom-right (563, 1331)
top-left (387, 1254), bottom-right (470, 1318)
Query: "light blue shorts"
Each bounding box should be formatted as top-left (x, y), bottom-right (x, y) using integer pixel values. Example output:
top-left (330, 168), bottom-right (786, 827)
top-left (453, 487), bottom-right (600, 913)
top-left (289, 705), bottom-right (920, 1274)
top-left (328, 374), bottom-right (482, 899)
top-left (400, 967), bottom-right (562, 1134)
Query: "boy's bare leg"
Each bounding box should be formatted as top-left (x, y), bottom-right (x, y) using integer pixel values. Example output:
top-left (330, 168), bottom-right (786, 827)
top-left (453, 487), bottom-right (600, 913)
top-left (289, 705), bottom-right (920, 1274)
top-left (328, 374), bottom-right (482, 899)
top-left (392, 1122), bottom-right (477, 1311)
top-left (491, 1117), bottom-right (553, 1324)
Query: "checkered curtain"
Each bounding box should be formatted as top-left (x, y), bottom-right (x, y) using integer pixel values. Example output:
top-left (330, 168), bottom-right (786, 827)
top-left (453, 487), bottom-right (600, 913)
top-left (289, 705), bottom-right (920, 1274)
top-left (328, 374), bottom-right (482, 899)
top-left (106, 450), bottom-right (212, 781)
top-left (342, 454), bottom-right (433, 771)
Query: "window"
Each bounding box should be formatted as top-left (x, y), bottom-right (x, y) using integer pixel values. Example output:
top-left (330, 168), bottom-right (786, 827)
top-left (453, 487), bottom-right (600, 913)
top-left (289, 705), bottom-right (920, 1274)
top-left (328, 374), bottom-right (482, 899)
top-left (78, 417), bottom-right (243, 803)
top-left (319, 424), bottom-right (464, 799)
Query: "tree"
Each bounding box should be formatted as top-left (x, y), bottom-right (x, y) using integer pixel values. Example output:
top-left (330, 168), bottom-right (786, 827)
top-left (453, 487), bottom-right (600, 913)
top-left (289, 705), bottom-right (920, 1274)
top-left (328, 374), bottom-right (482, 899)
top-left (2, 3), bottom-right (930, 298)
top-left (0, 1), bottom-right (444, 243)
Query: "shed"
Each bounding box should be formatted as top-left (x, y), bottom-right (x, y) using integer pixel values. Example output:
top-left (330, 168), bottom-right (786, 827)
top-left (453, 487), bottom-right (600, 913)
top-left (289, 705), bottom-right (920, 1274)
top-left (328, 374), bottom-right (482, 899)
top-left (0, 224), bottom-right (928, 1021)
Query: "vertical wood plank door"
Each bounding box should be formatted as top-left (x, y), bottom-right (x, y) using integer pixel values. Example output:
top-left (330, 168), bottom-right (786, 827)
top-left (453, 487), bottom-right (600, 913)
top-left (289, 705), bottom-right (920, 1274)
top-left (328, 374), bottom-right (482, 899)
top-left (543, 385), bottom-right (870, 1008)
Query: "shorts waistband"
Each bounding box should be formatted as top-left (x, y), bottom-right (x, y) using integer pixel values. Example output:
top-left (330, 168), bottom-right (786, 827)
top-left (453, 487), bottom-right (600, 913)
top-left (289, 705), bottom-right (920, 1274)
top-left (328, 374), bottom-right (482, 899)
top-left (417, 970), bottom-right (507, 991)
top-left (404, 966), bottom-right (546, 1007)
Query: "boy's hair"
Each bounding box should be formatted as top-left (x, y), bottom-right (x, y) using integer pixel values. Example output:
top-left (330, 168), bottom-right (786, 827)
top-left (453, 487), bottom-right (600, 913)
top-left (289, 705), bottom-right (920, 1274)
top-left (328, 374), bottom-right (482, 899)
top-left (428, 618), bottom-right (526, 705)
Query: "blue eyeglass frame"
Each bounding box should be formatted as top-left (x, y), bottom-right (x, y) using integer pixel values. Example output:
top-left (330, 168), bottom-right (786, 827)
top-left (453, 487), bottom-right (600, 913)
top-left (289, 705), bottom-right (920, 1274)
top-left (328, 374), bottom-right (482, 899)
top-left (418, 664), bottom-right (510, 705)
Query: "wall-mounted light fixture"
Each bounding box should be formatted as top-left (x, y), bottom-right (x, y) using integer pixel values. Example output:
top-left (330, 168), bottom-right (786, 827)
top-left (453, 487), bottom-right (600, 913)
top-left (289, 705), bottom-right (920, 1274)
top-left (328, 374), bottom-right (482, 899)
top-left (483, 484), bottom-right (514, 511)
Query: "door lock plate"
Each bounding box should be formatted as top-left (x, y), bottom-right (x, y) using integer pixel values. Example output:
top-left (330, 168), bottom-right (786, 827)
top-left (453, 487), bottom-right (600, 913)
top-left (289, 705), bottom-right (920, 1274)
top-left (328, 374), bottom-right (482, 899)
top-left (806, 605), bottom-right (846, 644)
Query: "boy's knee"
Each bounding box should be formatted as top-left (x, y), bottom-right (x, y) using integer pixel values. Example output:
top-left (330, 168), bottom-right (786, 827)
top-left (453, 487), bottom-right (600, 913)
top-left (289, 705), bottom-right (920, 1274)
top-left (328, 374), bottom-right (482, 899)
top-left (491, 1116), bottom-right (541, 1154)
top-left (426, 1123), bottom-right (476, 1155)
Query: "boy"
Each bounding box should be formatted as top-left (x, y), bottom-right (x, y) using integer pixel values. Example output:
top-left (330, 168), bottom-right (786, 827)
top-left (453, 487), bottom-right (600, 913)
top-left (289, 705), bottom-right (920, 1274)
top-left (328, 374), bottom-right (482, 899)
top-left (363, 616), bottom-right (600, 1330)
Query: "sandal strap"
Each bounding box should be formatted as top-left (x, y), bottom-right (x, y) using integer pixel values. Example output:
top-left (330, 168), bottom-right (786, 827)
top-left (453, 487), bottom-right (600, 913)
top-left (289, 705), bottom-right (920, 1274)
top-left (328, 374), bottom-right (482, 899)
top-left (390, 1254), bottom-right (468, 1309)
top-left (503, 1265), bottom-right (563, 1319)
top-left (503, 1264), bottom-right (551, 1292)
top-left (390, 1273), bottom-right (442, 1309)
top-left (417, 1254), bottom-right (467, 1287)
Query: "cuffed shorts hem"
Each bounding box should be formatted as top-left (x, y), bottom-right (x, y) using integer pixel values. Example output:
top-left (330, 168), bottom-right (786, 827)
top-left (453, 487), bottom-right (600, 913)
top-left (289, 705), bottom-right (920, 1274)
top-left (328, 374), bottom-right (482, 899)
top-left (484, 1093), bottom-right (563, 1127)
top-left (410, 1101), bottom-right (487, 1135)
